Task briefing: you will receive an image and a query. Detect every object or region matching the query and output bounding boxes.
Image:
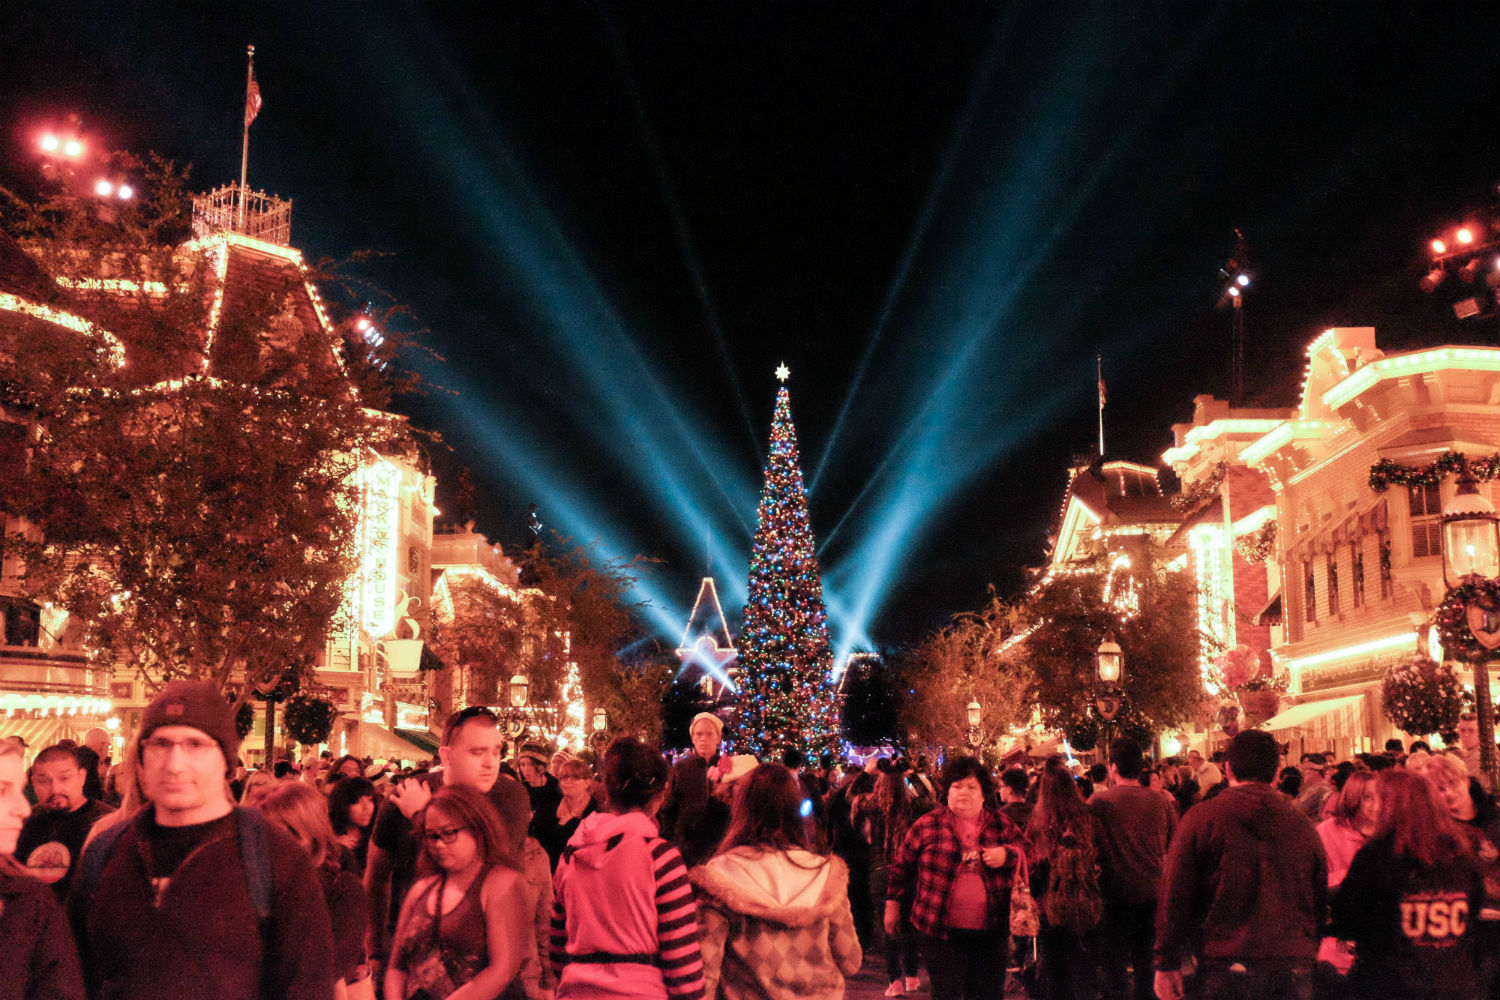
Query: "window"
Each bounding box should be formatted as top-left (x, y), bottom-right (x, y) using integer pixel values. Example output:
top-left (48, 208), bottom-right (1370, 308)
top-left (1409, 484), bottom-right (1443, 558)
top-left (1379, 535), bottom-right (1394, 599)
top-left (1, 597), bottom-right (40, 647)
top-left (1304, 560), bottom-right (1317, 625)
top-left (1352, 545), bottom-right (1365, 608)
top-left (1327, 551), bottom-right (1340, 617)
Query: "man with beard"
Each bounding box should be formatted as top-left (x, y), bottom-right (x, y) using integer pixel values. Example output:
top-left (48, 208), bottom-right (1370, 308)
top-left (15, 743), bottom-right (113, 899)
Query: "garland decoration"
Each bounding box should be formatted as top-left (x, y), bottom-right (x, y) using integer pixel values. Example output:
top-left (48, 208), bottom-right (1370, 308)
top-left (1234, 520), bottom-right (1277, 565)
top-left (282, 692), bottom-right (339, 745)
top-left (1370, 452), bottom-right (1500, 493)
top-left (1170, 462), bottom-right (1227, 512)
top-left (1381, 653), bottom-right (1465, 736)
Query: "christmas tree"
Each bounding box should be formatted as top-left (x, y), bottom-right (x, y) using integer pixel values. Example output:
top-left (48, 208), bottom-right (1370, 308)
top-left (733, 367), bottom-right (839, 758)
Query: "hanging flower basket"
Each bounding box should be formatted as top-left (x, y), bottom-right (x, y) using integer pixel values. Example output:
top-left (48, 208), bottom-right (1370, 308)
top-left (1238, 688), bottom-right (1281, 726)
top-left (283, 692), bottom-right (339, 746)
top-left (1382, 654), bottom-right (1465, 737)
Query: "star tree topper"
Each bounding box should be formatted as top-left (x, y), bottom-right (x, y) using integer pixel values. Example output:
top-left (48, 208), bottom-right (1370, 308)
top-left (775, 362), bottom-right (790, 382)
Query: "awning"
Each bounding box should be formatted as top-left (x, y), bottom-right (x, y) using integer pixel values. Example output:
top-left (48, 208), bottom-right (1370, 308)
top-left (397, 727), bottom-right (439, 757)
top-left (353, 722), bottom-right (430, 765)
top-left (1255, 589), bottom-right (1283, 627)
top-left (1261, 695), bottom-right (1363, 732)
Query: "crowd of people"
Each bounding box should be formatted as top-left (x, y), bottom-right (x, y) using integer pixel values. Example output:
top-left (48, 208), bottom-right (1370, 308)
top-left (3, 689), bottom-right (1500, 1000)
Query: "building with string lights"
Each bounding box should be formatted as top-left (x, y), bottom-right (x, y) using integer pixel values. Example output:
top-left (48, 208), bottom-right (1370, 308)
top-left (1225, 326), bottom-right (1500, 757)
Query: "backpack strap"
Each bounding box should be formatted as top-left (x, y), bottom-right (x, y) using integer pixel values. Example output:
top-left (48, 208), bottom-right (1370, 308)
top-left (233, 806), bottom-right (274, 922)
top-left (72, 817), bottom-right (134, 921)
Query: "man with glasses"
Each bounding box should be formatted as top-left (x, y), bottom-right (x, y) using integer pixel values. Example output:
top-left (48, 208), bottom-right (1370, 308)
top-left (363, 705), bottom-right (531, 970)
top-left (69, 679), bottom-right (333, 999)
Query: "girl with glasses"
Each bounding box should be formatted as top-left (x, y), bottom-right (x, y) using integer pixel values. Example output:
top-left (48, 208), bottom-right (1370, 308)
top-left (386, 785), bottom-right (530, 1000)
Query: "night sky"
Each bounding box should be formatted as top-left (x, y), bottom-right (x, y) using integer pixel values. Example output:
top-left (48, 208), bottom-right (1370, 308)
top-left (5, 4), bottom-right (1500, 655)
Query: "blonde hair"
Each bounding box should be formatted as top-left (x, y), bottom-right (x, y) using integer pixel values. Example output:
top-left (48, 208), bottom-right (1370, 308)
top-left (256, 780), bottom-right (336, 868)
top-left (1425, 752), bottom-right (1468, 787)
top-left (83, 733), bottom-right (149, 852)
top-left (240, 769), bottom-right (277, 806)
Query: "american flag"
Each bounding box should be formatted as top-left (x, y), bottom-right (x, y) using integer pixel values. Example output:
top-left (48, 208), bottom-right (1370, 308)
top-left (244, 69), bottom-right (262, 128)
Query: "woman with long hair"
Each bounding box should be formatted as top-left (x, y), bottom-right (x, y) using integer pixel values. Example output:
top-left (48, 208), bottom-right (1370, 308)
top-left (1332, 768), bottom-right (1483, 1000)
top-left (385, 785), bottom-right (531, 1000)
top-left (0, 737), bottom-right (85, 1000)
top-left (690, 763), bottom-right (862, 999)
top-left (258, 781), bottom-right (373, 1000)
top-left (550, 737), bottom-right (705, 1000)
top-left (1315, 769), bottom-right (1377, 990)
top-left (862, 767), bottom-right (920, 996)
top-left (1423, 753), bottom-right (1500, 998)
top-left (328, 776), bottom-right (378, 873)
top-left (885, 755), bottom-right (1021, 1000)
top-left (1026, 757), bottom-right (1103, 1000)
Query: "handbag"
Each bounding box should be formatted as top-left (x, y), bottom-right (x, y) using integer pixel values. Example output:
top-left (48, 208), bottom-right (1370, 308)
top-left (1009, 848), bottom-right (1041, 937)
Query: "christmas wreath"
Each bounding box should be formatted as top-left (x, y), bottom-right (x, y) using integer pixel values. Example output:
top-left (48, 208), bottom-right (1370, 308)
top-left (1170, 462), bottom-right (1227, 512)
top-left (1382, 654), bottom-right (1465, 736)
top-left (1435, 577), bottom-right (1500, 662)
top-left (283, 692), bottom-right (339, 746)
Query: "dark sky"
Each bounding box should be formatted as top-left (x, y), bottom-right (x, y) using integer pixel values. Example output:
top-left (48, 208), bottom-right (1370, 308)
top-left (5, 3), bottom-right (1500, 654)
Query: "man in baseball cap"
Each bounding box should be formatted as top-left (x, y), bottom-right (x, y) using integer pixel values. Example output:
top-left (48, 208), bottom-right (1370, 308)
top-left (70, 679), bottom-right (333, 999)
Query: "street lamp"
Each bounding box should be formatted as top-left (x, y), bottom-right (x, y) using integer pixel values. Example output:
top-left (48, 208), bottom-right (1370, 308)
top-left (1096, 633), bottom-right (1125, 763)
top-left (1441, 462), bottom-right (1500, 790)
top-left (590, 707), bottom-right (609, 754)
top-left (965, 699), bottom-right (982, 751)
top-left (503, 674), bottom-right (530, 756)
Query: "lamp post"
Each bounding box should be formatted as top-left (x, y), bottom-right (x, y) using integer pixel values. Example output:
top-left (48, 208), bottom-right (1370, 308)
top-left (590, 707), bottom-right (609, 754)
top-left (965, 699), bottom-right (982, 752)
top-left (1440, 462), bottom-right (1500, 791)
top-left (504, 673), bottom-right (530, 758)
top-left (1096, 633), bottom-right (1124, 763)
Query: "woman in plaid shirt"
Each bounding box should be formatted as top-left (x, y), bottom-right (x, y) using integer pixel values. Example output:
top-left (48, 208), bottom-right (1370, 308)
top-left (884, 756), bottom-right (1021, 1000)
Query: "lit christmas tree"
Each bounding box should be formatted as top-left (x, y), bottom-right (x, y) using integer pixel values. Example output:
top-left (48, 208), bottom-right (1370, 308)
top-left (733, 366), bottom-right (839, 758)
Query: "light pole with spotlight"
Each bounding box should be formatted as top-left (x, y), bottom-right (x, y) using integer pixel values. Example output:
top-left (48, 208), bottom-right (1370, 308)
top-left (1096, 633), bottom-right (1124, 763)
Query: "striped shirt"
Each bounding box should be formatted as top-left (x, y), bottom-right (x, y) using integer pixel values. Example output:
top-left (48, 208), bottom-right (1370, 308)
top-left (550, 812), bottom-right (705, 999)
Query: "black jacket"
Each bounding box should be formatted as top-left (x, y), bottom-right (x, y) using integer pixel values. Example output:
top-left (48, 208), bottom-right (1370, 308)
top-left (0, 868), bottom-right (84, 1000)
top-left (1155, 782), bottom-right (1327, 969)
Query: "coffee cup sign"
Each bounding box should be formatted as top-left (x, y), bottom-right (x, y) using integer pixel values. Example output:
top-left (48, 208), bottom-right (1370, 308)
top-left (380, 591), bottom-right (424, 677)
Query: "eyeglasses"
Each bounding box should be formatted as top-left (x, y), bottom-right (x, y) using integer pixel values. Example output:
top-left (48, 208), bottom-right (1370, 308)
top-left (422, 826), bottom-right (466, 846)
top-left (142, 736), bottom-right (219, 756)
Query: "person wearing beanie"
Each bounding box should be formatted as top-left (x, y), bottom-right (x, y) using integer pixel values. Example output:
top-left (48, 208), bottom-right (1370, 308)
top-left (69, 679), bottom-right (334, 1000)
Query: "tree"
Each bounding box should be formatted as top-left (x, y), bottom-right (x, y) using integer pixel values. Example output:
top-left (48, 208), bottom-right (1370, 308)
top-left (0, 155), bottom-right (402, 699)
top-left (898, 590), bottom-right (1034, 752)
top-left (662, 673), bottom-right (718, 751)
top-left (426, 573), bottom-right (533, 707)
top-left (1008, 546), bottom-right (1207, 738)
top-left (733, 383), bottom-right (839, 758)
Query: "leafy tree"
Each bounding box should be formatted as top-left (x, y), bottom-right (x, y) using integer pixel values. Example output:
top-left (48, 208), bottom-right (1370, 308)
top-left (0, 155), bottom-right (402, 699)
top-left (661, 673), bottom-right (718, 751)
top-left (427, 573), bottom-right (533, 707)
top-left (1008, 546), bottom-right (1207, 738)
top-left (898, 590), bottom-right (1034, 752)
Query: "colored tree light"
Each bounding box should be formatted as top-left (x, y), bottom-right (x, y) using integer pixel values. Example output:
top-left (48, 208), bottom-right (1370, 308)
top-left (731, 375), bottom-right (839, 758)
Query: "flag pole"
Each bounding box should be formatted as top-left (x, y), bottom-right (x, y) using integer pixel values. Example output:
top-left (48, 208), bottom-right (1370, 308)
top-left (237, 45), bottom-right (254, 232)
top-left (1097, 354), bottom-right (1106, 457)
